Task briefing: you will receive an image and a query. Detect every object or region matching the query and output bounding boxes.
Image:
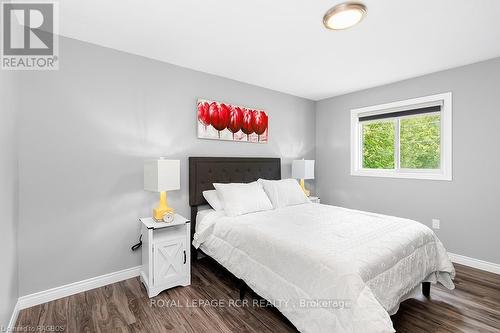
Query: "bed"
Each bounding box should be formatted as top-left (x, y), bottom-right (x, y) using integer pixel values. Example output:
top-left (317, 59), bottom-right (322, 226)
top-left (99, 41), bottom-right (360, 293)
top-left (189, 157), bottom-right (455, 333)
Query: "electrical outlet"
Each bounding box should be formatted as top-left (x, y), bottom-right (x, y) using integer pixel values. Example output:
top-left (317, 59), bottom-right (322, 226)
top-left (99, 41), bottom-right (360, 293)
top-left (432, 219), bottom-right (440, 230)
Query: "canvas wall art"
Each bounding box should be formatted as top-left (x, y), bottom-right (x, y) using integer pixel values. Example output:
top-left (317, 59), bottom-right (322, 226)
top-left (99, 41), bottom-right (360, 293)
top-left (197, 98), bottom-right (268, 143)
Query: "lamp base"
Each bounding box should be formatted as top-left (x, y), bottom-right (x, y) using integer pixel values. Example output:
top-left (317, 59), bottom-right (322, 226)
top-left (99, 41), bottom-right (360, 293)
top-left (299, 179), bottom-right (310, 197)
top-left (153, 206), bottom-right (174, 221)
top-left (153, 191), bottom-right (175, 221)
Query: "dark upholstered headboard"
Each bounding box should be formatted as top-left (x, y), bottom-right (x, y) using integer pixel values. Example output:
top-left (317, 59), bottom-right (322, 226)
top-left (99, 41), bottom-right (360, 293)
top-left (189, 157), bottom-right (281, 206)
top-left (188, 157), bottom-right (281, 255)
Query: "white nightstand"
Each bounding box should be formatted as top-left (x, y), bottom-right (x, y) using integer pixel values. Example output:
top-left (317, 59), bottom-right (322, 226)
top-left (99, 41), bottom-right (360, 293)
top-left (139, 214), bottom-right (191, 298)
top-left (309, 196), bottom-right (320, 204)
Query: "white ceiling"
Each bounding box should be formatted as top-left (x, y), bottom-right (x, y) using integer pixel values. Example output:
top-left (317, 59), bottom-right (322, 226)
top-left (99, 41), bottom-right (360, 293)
top-left (59, 0), bottom-right (500, 100)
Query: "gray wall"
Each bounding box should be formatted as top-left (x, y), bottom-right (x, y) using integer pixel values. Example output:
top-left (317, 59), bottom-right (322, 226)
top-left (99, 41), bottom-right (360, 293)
top-left (14, 36), bottom-right (499, 297)
top-left (316, 57), bottom-right (500, 265)
top-left (0, 72), bottom-right (19, 327)
top-left (17, 37), bottom-right (316, 295)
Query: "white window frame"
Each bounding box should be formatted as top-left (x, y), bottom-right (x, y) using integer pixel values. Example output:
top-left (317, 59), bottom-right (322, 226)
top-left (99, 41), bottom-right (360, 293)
top-left (350, 92), bottom-right (452, 181)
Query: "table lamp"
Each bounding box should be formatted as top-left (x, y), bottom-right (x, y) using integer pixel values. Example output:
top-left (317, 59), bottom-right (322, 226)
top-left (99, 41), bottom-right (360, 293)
top-left (292, 159), bottom-right (315, 196)
top-left (144, 159), bottom-right (180, 221)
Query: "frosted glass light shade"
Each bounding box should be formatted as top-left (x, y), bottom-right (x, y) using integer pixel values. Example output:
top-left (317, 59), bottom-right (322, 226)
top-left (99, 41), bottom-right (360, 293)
top-left (292, 160), bottom-right (315, 180)
top-left (323, 3), bottom-right (367, 30)
top-left (144, 159), bottom-right (180, 192)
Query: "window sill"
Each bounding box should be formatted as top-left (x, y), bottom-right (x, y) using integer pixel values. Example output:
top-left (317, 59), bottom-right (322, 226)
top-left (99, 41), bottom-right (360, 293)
top-left (351, 169), bottom-right (452, 181)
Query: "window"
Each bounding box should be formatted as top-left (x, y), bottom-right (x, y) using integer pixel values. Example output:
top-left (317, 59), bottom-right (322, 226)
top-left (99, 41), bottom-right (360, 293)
top-left (351, 92), bottom-right (452, 180)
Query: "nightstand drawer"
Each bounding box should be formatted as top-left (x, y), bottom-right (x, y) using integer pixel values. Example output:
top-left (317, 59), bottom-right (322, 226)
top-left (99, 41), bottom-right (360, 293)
top-left (154, 224), bottom-right (186, 242)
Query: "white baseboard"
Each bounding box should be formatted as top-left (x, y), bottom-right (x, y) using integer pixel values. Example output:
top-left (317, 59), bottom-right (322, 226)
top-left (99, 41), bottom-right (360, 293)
top-left (448, 252), bottom-right (500, 275)
top-left (17, 266), bottom-right (141, 310)
top-left (8, 301), bottom-right (20, 330)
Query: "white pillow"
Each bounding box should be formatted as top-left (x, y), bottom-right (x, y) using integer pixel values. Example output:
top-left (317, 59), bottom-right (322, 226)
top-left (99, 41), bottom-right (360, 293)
top-left (213, 182), bottom-right (273, 217)
top-left (258, 178), bottom-right (310, 208)
top-left (202, 190), bottom-right (224, 211)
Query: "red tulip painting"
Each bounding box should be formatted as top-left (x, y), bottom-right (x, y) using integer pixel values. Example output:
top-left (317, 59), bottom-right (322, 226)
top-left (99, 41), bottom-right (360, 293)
top-left (197, 101), bottom-right (210, 128)
top-left (197, 98), bottom-right (268, 143)
top-left (209, 102), bottom-right (230, 138)
top-left (228, 106), bottom-right (243, 139)
top-left (252, 111), bottom-right (268, 142)
top-left (241, 109), bottom-right (254, 140)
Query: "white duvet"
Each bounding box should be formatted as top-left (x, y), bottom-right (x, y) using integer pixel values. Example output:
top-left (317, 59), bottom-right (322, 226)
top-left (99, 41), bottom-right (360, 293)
top-left (193, 203), bottom-right (455, 333)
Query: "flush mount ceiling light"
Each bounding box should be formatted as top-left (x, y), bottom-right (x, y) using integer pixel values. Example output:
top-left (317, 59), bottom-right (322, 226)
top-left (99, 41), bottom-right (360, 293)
top-left (323, 2), bottom-right (367, 30)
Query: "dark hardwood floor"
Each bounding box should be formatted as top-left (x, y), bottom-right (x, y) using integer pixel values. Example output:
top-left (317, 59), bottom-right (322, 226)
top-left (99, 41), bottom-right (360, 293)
top-left (16, 260), bottom-right (500, 332)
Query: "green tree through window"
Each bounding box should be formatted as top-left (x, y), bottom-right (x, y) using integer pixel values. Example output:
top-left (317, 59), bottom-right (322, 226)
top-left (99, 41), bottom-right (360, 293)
top-left (400, 114), bottom-right (440, 169)
top-left (362, 120), bottom-right (395, 169)
top-left (362, 114), bottom-right (440, 170)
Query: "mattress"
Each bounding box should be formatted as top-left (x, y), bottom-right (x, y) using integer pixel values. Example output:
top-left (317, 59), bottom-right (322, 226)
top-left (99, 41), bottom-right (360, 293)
top-left (193, 203), bottom-right (455, 333)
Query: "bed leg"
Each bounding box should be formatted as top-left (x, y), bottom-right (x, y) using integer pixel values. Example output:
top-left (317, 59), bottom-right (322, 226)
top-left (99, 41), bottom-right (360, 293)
top-left (191, 246), bottom-right (197, 263)
top-left (422, 282), bottom-right (431, 297)
top-left (239, 280), bottom-right (246, 300)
